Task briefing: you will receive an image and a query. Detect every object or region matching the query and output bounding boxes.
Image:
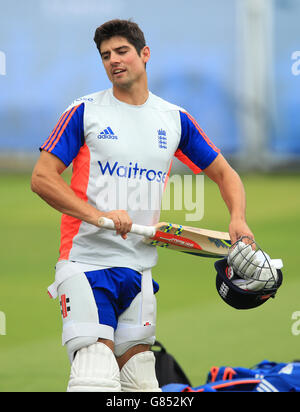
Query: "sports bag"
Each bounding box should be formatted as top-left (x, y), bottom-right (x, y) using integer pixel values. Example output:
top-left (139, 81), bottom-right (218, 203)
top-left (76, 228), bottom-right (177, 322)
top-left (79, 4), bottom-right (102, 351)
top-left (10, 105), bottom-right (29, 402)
top-left (162, 360), bottom-right (300, 392)
top-left (151, 341), bottom-right (192, 387)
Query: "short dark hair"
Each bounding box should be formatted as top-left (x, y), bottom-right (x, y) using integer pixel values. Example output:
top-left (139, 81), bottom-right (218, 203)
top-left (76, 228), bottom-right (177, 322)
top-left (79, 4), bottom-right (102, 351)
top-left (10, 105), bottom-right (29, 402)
top-left (94, 19), bottom-right (146, 56)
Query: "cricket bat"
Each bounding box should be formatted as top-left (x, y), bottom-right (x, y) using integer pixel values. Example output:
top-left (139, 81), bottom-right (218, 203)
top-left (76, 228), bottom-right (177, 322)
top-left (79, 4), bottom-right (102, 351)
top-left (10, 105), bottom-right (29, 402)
top-left (98, 217), bottom-right (231, 258)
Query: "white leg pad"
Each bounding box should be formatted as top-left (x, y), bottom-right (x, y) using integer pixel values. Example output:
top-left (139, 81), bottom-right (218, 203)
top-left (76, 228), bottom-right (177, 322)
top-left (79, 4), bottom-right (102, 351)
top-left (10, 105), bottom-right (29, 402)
top-left (120, 351), bottom-right (161, 392)
top-left (67, 342), bottom-right (121, 392)
top-left (114, 269), bottom-right (157, 358)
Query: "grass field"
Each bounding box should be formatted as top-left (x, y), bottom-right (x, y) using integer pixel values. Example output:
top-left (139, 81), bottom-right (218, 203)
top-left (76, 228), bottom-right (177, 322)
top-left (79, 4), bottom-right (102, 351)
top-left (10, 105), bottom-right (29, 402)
top-left (0, 171), bottom-right (300, 392)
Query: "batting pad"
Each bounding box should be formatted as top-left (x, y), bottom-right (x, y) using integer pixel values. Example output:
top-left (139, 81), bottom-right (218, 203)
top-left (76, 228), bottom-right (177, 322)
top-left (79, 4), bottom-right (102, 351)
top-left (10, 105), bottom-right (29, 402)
top-left (67, 342), bottom-right (121, 392)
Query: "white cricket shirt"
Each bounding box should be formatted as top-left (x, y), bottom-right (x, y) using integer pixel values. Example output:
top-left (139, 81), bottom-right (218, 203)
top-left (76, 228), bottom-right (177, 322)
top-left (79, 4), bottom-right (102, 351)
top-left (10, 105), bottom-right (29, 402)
top-left (40, 88), bottom-right (219, 271)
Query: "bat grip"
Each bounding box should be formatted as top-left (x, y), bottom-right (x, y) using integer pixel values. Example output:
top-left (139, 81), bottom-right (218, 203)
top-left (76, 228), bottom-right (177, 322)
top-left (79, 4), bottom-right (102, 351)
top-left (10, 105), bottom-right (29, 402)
top-left (98, 217), bottom-right (156, 238)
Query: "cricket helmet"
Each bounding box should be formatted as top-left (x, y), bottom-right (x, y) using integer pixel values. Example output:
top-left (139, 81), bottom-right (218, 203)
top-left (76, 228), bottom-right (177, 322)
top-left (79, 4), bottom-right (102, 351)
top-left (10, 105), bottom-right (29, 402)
top-left (214, 258), bottom-right (283, 310)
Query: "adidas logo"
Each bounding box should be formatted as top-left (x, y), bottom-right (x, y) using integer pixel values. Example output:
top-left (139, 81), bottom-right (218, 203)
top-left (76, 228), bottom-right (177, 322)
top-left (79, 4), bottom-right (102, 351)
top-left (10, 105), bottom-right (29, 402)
top-left (97, 127), bottom-right (118, 140)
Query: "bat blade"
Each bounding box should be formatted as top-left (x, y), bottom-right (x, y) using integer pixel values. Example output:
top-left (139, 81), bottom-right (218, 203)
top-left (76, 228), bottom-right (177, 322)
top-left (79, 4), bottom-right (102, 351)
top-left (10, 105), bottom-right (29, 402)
top-left (98, 217), bottom-right (231, 259)
top-left (143, 222), bottom-right (231, 258)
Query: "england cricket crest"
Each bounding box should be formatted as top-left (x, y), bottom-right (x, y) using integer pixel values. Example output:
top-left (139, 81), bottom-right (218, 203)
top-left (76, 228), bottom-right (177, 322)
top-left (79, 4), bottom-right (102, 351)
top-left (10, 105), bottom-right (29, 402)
top-left (158, 129), bottom-right (167, 149)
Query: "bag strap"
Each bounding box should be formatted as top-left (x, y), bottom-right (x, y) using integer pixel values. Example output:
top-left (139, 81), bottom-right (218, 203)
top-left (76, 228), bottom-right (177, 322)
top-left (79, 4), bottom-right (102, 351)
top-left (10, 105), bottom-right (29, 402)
top-left (151, 340), bottom-right (166, 353)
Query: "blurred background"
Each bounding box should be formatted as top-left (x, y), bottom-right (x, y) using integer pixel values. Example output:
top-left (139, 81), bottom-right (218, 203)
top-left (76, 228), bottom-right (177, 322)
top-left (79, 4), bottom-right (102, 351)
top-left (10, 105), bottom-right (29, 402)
top-left (0, 0), bottom-right (300, 392)
top-left (1, 0), bottom-right (300, 170)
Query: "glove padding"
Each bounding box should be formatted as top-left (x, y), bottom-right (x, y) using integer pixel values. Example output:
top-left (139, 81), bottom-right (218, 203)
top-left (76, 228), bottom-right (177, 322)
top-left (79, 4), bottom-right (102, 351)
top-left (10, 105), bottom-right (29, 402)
top-left (228, 240), bottom-right (279, 291)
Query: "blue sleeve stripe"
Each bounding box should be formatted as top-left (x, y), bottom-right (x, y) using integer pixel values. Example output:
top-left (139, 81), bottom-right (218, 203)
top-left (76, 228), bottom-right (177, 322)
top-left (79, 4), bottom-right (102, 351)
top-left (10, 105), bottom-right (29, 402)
top-left (177, 111), bottom-right (220, 171)
top-left (41, 111), bottom-right (69, 151)
top-left (40, 102), bottom-right (85, 167)
top-left (41, 104), bottom-right (83, 152)
top-left (183, 111), bottom-right (219, 153)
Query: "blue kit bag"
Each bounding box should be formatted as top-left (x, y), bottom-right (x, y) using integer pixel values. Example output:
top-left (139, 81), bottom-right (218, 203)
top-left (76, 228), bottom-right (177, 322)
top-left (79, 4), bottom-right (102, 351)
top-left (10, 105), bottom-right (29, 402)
top-left (162, 360), bottom-right (300, 392)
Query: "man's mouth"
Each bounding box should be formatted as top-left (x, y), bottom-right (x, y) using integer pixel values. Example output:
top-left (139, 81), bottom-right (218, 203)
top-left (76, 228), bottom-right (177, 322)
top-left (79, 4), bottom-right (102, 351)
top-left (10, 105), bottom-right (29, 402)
top-left (112, 68), bottom-right (126, 76)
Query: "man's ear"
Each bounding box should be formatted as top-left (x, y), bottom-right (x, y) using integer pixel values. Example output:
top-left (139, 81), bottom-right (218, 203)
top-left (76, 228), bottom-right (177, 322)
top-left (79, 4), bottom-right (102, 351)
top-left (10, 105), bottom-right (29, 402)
top-left (141, 46), bottom-right (150, 64)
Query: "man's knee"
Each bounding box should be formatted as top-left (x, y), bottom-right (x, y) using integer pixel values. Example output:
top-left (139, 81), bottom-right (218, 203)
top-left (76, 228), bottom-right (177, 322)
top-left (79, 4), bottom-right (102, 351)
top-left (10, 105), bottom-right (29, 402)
top-left (116, 343), bottom-right (150, 370)
top-left (119, 349), bottom-right (161, 392)
top-left (113, 282), bottom-right (160, 392)
top-left (97, 337), bottom-right (114, 352)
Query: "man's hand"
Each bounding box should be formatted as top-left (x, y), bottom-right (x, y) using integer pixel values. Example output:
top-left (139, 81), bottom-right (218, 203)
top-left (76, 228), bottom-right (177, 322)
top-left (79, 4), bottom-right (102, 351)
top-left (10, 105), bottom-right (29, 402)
top-left (229, 218), bottom-right (254, 245)
top-left (100, 210), bottom-right (132, 240)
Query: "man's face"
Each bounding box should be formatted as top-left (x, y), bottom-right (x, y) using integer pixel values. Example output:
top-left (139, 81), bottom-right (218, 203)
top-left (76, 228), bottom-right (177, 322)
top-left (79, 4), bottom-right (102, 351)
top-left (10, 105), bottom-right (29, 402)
top-left (100, 36), bottom-right (150, 89)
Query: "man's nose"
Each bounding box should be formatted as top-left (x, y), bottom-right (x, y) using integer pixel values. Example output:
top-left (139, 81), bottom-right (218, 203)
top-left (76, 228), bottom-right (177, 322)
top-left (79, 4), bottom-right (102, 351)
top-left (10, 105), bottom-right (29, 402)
top-left (110, 52), bottom-right (121, 65)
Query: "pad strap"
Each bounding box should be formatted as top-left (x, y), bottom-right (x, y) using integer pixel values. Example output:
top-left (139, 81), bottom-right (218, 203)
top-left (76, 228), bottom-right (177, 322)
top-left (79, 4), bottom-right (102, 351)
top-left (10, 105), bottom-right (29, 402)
top-left (48, 261), bottom-right (81, 299)
top-left (141, 269), bottom-right (155, 327)
top-left (62, 322), bottom-right (114, 346)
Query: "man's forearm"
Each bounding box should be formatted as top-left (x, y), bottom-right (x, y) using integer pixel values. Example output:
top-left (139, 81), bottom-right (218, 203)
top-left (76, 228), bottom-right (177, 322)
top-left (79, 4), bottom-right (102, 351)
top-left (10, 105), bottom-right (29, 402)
top-left (217, 168), bottom-right (247, 222)
top-left (216, 167), bottom-right (254, 242)
top-left (31, 170), bottom-right (101, 226)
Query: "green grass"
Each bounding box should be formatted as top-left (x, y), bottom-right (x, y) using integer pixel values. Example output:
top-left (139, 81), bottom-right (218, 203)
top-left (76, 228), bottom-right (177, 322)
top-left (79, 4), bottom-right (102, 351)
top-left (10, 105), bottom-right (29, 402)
top-left (0, 172), bottom-right (299, 391)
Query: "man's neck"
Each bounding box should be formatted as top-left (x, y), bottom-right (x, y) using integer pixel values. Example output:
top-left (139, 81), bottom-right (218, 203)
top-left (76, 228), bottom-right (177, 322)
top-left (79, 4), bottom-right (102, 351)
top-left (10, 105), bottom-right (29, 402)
top-left (112, 82), bottom-right (149, 106)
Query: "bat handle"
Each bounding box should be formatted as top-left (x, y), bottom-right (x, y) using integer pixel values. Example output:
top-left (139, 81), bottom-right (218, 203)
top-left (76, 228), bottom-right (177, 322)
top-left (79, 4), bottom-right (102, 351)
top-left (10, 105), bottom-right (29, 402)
top-left (98, 217), bottom-right (156, 238)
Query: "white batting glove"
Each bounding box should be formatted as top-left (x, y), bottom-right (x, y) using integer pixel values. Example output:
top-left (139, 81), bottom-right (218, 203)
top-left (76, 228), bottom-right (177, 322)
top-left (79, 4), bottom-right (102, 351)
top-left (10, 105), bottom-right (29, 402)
top-left (228, 240), bottom-right (279, 291)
